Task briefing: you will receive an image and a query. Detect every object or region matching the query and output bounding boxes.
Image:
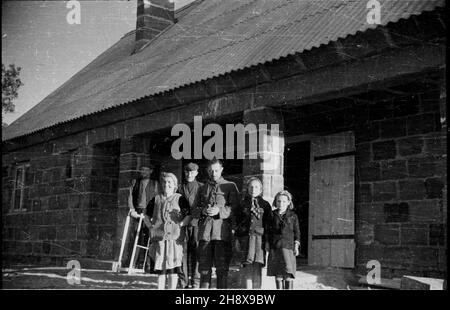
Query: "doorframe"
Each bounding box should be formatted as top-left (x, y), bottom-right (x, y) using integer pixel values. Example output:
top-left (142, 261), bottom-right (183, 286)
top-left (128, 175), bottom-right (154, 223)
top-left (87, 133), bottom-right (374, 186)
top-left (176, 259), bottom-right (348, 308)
top-left (285, 128), bottom-right (353, 145)
top-left (285, 134), bottom-right (317, 145)
top-left (285, 131), bottom-right (356, 267)
top-left (285, 133), bottom-right (317, 264)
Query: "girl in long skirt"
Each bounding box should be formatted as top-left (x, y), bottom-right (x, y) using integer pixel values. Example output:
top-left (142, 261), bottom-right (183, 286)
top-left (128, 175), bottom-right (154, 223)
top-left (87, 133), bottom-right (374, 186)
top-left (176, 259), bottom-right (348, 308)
top-left (266, 190), bottom-right (300, 290)
top-left (146, 172), bottom-right (191, 289)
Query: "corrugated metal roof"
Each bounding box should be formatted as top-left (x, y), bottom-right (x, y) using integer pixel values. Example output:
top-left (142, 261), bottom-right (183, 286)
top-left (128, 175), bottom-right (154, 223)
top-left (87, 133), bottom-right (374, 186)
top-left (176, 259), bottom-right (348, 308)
top-left (2, 0), bottom-right (445, 141)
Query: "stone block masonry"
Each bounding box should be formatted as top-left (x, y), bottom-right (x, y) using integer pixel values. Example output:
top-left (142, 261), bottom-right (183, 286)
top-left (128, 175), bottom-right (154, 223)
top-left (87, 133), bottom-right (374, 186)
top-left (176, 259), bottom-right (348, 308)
top-left (2, 140), bottom-right (120, 266)
top-left (1, 52), bottom-right (445, 281)
top-left (355, 87), bottom-right (446, 279)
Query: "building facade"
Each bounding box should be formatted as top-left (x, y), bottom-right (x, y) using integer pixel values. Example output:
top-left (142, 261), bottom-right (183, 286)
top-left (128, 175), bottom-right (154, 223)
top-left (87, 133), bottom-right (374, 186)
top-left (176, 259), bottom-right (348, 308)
top-left (2, 0), bottom-right (446, 279)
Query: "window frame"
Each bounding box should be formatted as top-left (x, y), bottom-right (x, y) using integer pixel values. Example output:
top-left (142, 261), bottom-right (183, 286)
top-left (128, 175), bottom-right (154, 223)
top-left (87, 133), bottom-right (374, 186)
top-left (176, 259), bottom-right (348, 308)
top-left (65, 149), bottom-right (77, 180)
top-left (10, 162), bottom-right (31, 213)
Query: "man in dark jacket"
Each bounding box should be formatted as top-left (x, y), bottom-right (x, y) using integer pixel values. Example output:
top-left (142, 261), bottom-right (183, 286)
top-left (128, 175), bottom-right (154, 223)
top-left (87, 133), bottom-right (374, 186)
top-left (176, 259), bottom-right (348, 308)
top-left (177, 162), bottom-right (203, 288)
top-left (196, 159), bottom-right (239, 289)
top-left (124, 164), bottom-right (159, 271)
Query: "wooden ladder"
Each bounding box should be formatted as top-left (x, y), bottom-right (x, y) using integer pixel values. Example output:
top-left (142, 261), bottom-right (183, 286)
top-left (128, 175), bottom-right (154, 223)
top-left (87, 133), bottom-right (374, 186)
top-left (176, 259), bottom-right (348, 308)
top-left (113, 210), bottom-right (151, 274)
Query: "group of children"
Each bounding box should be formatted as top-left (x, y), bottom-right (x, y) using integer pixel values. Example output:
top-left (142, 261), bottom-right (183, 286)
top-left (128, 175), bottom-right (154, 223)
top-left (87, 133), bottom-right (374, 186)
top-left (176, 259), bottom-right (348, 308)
top-left (235, 177), bottom-right (300, 290)
top-left (126, 159), bottom-right (300, 290)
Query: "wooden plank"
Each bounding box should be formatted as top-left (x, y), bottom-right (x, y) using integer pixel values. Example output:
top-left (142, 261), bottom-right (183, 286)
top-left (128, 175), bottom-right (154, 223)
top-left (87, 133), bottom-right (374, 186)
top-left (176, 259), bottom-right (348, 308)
top-left (332, 160), bottom-right (354, 235)
top-left (311, 132), bottom-right (353, 157)
top-left (308, 149), bottom-right (318, 265)
top-left (331, 156), bottom-right (354, 267)
top-left (317, 161), bottom-right (331, 236)
top-left (313, 239), bottom-right (329, 266)
top-left (309, 140), bottom-right (317, 266)
top-left (309, 131), bottom-right (355, 268)
top-left (327, 132), bottom-right (354, 268)
top-left (359, 276), bottom-right (401, 290)
top-left (401, 276), bottom-right (445, 290)
top-left (309, 138), bottom-right (331, 266)
top-left (331, 239), bottom-right (355, 268)
top-left (310, 137), bottom-right (326, 266)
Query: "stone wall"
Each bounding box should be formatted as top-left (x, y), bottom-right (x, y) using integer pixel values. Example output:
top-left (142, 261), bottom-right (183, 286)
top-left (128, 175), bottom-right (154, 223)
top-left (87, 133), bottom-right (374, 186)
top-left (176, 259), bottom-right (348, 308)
top-left (354, 87), bottom-right (447, 278)
top-left (243, 108), bottom-right (285, 203)
top-left (2, 139), bottom-right (120, 266)
top-left (2, 83), bottom-right (445, 278)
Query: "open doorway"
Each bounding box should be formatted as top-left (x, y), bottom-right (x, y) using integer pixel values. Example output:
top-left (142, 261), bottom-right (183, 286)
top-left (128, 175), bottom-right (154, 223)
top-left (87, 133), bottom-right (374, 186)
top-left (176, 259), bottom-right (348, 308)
top-left (284, 140), bottom-right (310, 265)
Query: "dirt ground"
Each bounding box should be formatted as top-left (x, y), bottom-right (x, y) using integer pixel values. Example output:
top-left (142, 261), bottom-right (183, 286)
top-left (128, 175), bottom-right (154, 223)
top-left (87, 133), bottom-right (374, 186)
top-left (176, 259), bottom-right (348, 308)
top-left (2, 265), bottom-right (359, 290)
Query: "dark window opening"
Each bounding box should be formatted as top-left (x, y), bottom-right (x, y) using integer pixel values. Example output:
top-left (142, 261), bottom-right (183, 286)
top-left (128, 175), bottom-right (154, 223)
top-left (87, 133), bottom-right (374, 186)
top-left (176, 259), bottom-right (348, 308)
top-left (64, 149), bottom-right (77, 180)
top-left (11, 162), bottom-right (30, 212)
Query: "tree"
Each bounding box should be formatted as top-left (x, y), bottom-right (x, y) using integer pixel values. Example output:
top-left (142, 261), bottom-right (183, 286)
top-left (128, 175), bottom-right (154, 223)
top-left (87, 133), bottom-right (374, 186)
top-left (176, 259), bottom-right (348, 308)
top-left (2, 63), bottom-right (24, 127)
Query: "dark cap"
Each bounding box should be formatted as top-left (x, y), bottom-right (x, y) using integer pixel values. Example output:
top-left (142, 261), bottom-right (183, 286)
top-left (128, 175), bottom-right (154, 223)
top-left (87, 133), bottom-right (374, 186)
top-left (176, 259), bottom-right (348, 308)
top-left (140, 163), bottom-right (155, 169)
top-left (184, 162), bottom-right (199, 171)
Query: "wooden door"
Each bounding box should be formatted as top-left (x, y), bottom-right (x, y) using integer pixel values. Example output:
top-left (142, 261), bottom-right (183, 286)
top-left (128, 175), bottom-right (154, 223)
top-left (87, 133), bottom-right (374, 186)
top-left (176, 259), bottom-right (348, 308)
top-left (308, 131), bottom-right (355, 268)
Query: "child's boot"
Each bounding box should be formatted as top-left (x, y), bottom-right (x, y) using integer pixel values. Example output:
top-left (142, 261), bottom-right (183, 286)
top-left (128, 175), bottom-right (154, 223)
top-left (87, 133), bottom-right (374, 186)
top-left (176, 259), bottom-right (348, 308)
top-left (245, 278), bottom-right (253, 289)
top-left (157, 274), bottom-right (166, 289)
top-left (275, 278), bottom-right (283, 289)
top-left (283, 279), bottom-right (294, 290)
top-left (200, 272), bottom-right (211, 289)
top-left (252, 264), bottom-right (262, 289)
top-left (216, 271), bottom-right (228, 289)
top-left (168, 274), bottom-right (179, 289)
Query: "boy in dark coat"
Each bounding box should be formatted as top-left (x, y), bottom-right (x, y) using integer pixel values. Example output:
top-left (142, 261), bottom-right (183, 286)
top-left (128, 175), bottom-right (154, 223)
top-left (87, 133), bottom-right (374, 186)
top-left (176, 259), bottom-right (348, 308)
top-left (177, 162), bottom-right (203, 288)
top-left (196, 159), bottom-right (239, 289)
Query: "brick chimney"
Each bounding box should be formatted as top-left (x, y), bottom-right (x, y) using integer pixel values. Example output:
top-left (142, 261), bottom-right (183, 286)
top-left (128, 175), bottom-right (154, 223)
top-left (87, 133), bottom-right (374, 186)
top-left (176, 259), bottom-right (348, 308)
top-left (134, 0), bottom-right (175, 53)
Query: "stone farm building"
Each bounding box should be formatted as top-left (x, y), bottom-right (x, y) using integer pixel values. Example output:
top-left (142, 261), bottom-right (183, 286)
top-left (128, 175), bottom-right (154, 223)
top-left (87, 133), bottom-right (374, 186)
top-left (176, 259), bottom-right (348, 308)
top-left (2, 0), bottom-right (447, 280)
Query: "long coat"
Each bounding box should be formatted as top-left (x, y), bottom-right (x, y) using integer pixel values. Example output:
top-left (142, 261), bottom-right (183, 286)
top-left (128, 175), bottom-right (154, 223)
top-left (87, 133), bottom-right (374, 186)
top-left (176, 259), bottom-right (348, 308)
top-left (234, 195), bottom-right (271, 265)
top-left (266, 209), bottom-right (301, 277)
top-left (266, 209), bottom-right (300, 250)
top-left (234, 195), bottom-right (272, 237)
top-left (196, 177), bottom-right (239, 242)
top-left (177, 180), bottom-right (203, 227)
top-left (146, 193), bottom-right (190, 270)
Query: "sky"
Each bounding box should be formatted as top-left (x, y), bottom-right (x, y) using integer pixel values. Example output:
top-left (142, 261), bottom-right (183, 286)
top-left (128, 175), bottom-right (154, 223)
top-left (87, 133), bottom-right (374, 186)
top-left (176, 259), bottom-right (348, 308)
top-left (1, 0), bottom-right (195, 126)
